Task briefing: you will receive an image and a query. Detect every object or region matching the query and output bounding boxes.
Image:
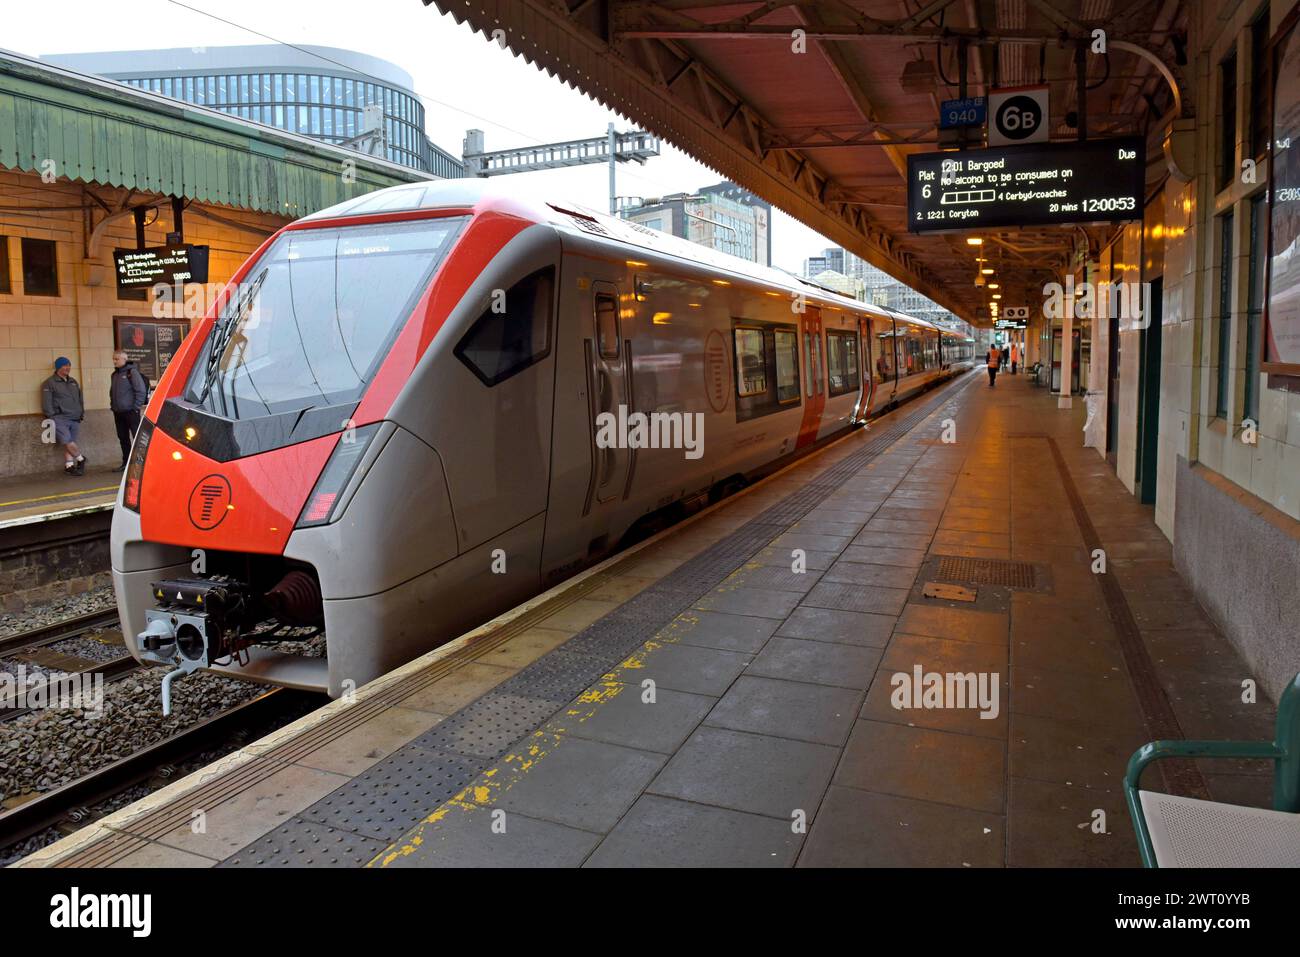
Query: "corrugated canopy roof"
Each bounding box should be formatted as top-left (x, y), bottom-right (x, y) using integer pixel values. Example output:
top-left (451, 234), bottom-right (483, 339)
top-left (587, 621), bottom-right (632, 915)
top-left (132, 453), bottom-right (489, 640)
top-left (421, 0), bottom-right (1188, 324)
top-left (0, 49), bottom-right (429, 217)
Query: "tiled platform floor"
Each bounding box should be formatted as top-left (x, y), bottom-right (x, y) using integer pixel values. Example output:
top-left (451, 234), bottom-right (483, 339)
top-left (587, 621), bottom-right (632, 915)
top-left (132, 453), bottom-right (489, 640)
top-left (20, 371), bottom-right (1275, 868)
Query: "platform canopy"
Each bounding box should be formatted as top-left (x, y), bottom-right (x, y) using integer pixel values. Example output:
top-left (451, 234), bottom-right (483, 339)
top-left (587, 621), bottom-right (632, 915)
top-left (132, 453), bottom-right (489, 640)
top-left (424, 0), bottom-right (1188, 324)
top-left (0, 50), bottom-right (429, 218)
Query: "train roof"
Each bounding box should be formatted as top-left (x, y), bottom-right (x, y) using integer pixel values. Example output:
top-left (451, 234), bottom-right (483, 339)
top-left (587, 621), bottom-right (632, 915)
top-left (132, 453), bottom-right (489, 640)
top-left (302, 180), bottom-right (948, 331)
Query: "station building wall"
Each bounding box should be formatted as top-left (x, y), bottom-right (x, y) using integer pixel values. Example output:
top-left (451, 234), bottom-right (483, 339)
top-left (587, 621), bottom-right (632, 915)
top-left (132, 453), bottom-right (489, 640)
top-left (1049, 0), bottom-right (1299, 699)
top-left (0, 169), bottom-right (286, 479)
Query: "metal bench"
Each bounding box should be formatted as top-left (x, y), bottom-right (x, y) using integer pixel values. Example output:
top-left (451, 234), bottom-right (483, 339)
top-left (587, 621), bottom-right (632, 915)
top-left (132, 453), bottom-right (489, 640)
top-left (1125, 673), bottom-right (1300, 867)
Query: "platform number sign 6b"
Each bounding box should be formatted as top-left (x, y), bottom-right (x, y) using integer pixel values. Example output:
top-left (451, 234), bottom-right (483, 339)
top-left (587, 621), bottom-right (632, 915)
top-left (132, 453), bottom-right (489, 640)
top-left (989, 87), bottom-right (1049, 147)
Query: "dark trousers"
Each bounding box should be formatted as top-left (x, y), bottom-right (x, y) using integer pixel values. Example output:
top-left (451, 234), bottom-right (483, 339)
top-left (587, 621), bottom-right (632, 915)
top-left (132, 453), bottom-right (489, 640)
top-left (987, 367), bottom-right (998, 386)
top-left (1011, 361), bottom-right (1018, 375)
top-left (113, 409), bottom-right (141, 463)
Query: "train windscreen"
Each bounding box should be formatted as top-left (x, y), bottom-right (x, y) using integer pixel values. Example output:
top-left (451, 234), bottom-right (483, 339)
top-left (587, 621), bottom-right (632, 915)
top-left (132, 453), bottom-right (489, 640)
top-left (184, 216), bottom-right (466, 419)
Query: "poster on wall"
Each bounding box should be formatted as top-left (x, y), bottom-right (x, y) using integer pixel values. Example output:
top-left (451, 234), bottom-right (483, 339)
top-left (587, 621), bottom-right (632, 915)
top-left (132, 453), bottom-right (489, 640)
top-left (1266, 10), bottom-right (1300, 371)
top-left (113, 317), bottom-right (189, 386)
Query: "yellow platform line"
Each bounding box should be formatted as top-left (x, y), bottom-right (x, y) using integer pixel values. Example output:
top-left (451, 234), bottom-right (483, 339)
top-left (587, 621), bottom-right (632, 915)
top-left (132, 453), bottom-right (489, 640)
top-left (0, 485), bottom-right (118, 508)
top-left (370, 379), bottom-right (966, 867)
top-left (370, 610), bottom-right (704, 867)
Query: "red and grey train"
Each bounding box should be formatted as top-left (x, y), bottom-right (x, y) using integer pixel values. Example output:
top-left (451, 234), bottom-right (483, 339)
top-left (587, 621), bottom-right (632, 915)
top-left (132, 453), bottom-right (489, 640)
top-left (111, 180), bottom-right (975, 709)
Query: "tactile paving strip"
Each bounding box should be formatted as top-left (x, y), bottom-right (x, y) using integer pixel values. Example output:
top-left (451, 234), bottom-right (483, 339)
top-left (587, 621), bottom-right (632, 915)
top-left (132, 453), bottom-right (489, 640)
top-left (492, 648), bottom-right (611, 703)
top-left (220, 818), bottom-right (388, 868)
top-left (936, 556), bottom-right (1037, 589)
top-left (413, 691), bottom-right (561, 760)
top-left (296, 747), bottom-right (481, 841)
top-left (217, 375), bottom-right (979, 867)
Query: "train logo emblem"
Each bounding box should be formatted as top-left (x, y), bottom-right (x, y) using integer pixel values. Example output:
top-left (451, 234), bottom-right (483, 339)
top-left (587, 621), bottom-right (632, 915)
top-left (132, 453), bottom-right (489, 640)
top-left (188, 474), bottom-right (232, 530)
top-left (704, 329), bottom-right (730, 413)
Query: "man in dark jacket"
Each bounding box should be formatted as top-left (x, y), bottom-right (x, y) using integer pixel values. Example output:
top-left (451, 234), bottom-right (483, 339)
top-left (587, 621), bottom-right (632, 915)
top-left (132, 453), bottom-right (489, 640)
top-left (41, 357), bottom-right (86, 476)
top-left (110, 351), bottom-right (148, 470)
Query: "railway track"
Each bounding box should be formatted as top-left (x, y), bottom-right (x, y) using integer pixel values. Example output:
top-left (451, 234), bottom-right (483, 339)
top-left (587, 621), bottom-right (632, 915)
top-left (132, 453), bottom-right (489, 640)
top-left (0, 687), bottom-right (318, 853)
top-left (0, 609), bottom-right (139, 722)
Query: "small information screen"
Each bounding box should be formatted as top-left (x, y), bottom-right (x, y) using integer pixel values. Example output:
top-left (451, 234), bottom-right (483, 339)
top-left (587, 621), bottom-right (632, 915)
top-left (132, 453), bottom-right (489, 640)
top-left (907, 137), bottom-right (1145, 233)
top-left (113, 245), bottom-right (210, 291)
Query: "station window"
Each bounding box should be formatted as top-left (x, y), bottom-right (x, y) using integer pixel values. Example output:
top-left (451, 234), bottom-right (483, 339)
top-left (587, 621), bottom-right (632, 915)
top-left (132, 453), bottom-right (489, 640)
top-left (20, 238), bottom-right (58, 297)
top-left (1249, 10), bottom-right (1270, 160)
top-left (1245, 193), bottom-right (1267, 425)
top-left (454, 266), bottom-right (555, 387)
top-left (1219, 51), bottom-right (1237, 192)
top-left (0, 236), bottom-right (9, 293)
top-left (1216, 210), bottom-right (1235, 420)
top-left (826, 329), bottom-right (860, 396)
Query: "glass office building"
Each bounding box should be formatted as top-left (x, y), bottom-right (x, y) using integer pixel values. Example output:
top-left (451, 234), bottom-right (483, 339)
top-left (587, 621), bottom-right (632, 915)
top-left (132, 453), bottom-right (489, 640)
top-left (44, 45), bottom-right (463, 177)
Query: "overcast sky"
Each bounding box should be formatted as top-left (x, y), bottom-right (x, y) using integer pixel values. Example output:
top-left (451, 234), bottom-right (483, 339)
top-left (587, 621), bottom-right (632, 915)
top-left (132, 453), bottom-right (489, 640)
top-left (7, 0), bottom-right (838, 273)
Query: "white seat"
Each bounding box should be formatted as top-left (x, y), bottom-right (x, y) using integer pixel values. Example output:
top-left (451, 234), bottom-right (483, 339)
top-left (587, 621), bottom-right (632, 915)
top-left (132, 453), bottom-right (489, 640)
top-left (1140, 790), bottom-right (1300, 868)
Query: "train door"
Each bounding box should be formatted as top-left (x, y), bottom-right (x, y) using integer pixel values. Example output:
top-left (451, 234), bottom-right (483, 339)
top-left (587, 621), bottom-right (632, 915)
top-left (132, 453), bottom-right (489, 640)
top-left (856, 316), bottom-right (875, 420)
top-left (796, 307), bottom-right (825, 448)
top-left (587, 281), bottom-right (630, 509)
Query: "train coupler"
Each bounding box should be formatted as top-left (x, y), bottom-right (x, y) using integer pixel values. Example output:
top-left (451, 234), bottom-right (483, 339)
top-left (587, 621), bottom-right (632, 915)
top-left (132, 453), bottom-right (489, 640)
top-left (138, 577), bottom-right (253, 714)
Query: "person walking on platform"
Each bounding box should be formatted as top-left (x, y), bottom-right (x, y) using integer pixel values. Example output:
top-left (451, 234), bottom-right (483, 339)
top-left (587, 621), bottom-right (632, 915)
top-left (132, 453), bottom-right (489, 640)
top-left (41, 357), bottom-right (86, 476)
top-left (1010, 341), bottom-right (1020, 375)
top-left (110, 350), bottom-right (147, 470)
top-left (986, 344), bottom-right (1001, 387)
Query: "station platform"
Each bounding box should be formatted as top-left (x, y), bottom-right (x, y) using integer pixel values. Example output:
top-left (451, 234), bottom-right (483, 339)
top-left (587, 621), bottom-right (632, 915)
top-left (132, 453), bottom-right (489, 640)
top-left (0, 467), bottom-right (119, 529)
top-left (17, 371), bottom-right (1275, 868)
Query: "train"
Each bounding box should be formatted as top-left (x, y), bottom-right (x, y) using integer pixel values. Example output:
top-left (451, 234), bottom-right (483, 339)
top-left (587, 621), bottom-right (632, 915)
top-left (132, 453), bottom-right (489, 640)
top-left (110, 180), bottom-right (976, 711)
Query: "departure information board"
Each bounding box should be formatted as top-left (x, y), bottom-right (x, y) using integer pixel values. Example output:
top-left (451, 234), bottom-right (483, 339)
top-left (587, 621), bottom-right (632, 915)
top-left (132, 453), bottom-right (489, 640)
top-left (907, 137), bottom-right (1145, 233)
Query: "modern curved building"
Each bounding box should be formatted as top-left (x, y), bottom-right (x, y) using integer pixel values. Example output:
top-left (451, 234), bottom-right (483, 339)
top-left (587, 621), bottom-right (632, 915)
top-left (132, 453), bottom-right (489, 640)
top-left (43, 44), bottom-right (464, 177)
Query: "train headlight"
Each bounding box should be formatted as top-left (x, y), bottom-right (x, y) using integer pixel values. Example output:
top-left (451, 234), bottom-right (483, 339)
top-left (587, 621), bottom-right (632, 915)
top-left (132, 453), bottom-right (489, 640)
top-left (296, 423), bottom-right (382, 528)
top-left (123, 419), bottom-right (155, 513)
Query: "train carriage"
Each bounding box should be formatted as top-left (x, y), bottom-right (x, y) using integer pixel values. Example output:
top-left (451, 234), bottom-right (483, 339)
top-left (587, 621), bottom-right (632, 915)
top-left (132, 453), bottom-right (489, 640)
top-left (111, 180), bottom-right (973, 710)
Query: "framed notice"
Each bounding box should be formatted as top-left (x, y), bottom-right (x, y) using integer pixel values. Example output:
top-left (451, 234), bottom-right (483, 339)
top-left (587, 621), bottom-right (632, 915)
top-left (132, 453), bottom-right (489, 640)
top-left (1265, 5), bottom-right (1300, 375)
top-left (113, 317), bottom-right (190, 385)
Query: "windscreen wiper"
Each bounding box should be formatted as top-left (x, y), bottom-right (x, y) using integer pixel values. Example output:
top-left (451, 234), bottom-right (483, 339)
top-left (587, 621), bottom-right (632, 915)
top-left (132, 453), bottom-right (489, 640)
top-left (198, 269), bottom-right (266, 405)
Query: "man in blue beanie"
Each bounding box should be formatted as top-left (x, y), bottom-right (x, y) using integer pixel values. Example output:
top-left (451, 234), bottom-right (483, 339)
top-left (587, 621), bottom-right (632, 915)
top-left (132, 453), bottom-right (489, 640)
top-left (41, 357), bottom-right (86, 476)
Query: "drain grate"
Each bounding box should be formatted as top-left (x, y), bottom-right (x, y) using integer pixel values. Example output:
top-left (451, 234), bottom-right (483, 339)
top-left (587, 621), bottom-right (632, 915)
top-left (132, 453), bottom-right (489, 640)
top-left (936, 556), bottom-right (1037, 589)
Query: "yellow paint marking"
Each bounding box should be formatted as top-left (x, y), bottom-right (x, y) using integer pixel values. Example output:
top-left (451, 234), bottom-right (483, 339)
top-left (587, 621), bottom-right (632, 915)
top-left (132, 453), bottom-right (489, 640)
top-left (0, 486), bottom-right (117, 508)
top-left (370, 617), bottom-right (693, 867)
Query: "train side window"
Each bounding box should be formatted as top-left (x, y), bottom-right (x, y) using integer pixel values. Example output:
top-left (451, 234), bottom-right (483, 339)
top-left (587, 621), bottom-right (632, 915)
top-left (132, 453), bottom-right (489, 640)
top-left (734, 319), bottom-right (801, 422)
top-left (804, 331), bottom-right (823, 397)
top-left (826, 330), bottom-right (860, 396)
top-left (775, 329), bottom-right (800, 403)
top-left (734, 327), bottom-right (767, 396)
top-left (595, 292), bottom-right (620, 359)
top-left (454, 266), bottom-right (555, 386)
top-left (875, 330), bottom-right (896, 382)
